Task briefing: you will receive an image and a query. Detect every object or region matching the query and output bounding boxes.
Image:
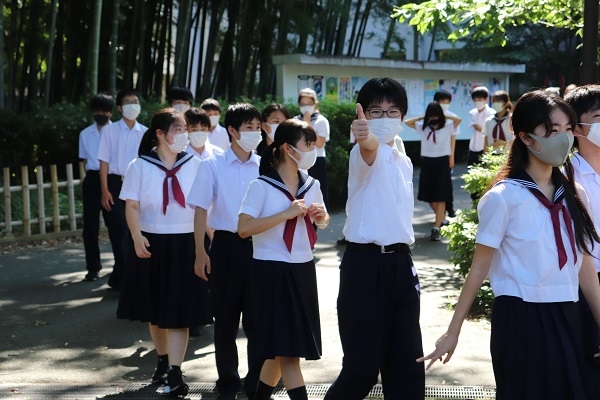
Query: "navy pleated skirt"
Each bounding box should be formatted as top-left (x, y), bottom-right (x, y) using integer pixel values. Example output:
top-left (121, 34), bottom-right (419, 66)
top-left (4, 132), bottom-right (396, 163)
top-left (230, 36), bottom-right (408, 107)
top-left (490, 295), bottom-right (600, 400)
top-left (417, 155), bottom-right (452, 203)
top-left (117, 232), bottom-right (212, 329)
top-left (250, 258), bottom-right (322, 360)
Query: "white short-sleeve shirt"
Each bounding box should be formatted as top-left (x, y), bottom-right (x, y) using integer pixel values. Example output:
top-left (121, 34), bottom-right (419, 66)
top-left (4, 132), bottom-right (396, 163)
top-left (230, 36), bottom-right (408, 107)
top-left (343, 142), bottom-right (415, 246)
top-left (476, 180), bottom-right (582, 302)
top-left (571, 152), bottom-right (600, 272)
top-left (187, 148), bottom-right (260, 232)
top-left (79, 122), bottom-right (111, 171)
top-left (185, 142), bottom-right (224, 161)
top-left (119, 154), bottom-right (201, 234)
top-left (96, 119), bottom-right (148, 176)
top-left (311, 113), bottom-right (330, 157)
top-left (207, 124), bottom-right (231, 151)
top-left (482, 115), bottom-right (513, 146)
top-left (415, 120), bottom-right (455, 158)
top-left (239, 176), bottom-right (325, 263)
top-left (445, 110), bottom-right (460, 135)
top-left (468, 105), bottom-right (495, 152)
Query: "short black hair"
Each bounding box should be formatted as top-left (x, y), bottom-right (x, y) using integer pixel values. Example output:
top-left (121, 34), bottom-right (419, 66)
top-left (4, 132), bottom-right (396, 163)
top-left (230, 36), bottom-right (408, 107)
top-left (356, 78), bottom-right (408, 117)
top-left (224, 103), bottom-right (261, 133)
top-left (116, 89), bottom-right (139, 106)
top-left (433, 90), bottom-right (452, 102)
top-left (184, 107), bottom-right (210, 128)
top-left (564, 84), bottom-right (600, 120)
top-left (261, 103), bottom-right (290, 122)
top-left (90, 93), bottom-right (115, 112)
top-left (167, 86), bottom-right (193, 105)
top-left (471, 86), bottom-right (489, 100)
top-left (200, 98), bottom-right (222, 113)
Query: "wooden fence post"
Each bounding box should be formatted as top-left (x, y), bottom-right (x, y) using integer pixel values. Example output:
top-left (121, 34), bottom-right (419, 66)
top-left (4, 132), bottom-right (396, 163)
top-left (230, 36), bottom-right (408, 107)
top-left (66, 164), bottom-right (76, 231)
top-left (21, 166), bottom-right (31, 236)
top-left (51, 165), bottom-right (60, 232)
top-left (36, 166), bottom-right (46, 235)
top-left (3, 167), bottom-right (11, 234)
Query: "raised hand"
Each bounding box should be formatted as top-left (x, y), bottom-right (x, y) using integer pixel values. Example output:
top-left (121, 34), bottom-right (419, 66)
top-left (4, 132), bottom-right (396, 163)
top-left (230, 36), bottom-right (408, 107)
top-left (286, 199), bottom-right (308, 219)
top-left (352, 103), bottom-right (370, 142)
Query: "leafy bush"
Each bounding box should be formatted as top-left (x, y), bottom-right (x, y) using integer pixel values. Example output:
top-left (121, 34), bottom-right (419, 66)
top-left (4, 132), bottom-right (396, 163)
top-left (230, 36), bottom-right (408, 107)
top-left (441, 151), bottom-right (505, 317)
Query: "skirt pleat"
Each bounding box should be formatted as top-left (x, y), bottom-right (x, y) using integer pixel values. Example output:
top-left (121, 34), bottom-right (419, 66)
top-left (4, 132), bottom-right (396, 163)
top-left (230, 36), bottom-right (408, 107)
top-left (490, 295), bottom-right (599, 400)
top-left (417, 155), bottom-right (452, 203)
top-left (250, 259), bottom-right (322, 360)
top-left (117, 232), bottom-right (212, 329)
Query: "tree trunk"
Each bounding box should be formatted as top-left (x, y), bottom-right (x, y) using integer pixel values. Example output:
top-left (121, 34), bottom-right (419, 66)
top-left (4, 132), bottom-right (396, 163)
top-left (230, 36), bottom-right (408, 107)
top-left (0, 0), bottom-right (5, 108)
top-left (347, 0), bottom-right (362, 56)
top-left (87, 0), bottom-right (102, 98)
top-left (171, 0), bottom-right (193, 88)
top-left (109, 0), bottom-right (119, 96)
top-left (200, 0), bottom-right (226, 99)
top-left (334, 0), bottom-right (352, 55)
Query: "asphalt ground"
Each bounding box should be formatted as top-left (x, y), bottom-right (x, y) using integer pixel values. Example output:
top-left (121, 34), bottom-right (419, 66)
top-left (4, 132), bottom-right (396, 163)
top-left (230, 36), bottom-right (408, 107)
top-left (0, 163), bottom-right (496, 399)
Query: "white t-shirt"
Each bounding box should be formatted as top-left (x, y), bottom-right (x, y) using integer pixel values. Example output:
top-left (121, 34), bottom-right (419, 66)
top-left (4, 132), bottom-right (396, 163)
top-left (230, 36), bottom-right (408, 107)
top-left (119, 153), bottom-right (201, 234)
top-left (79, 122), bottom-right (111, 171)
top-left (468, 105), bottom-right (495, 152)
top-left (476, 180), bottom-right (583, 302)
top-left (184, 142), bottom-right (223, 161)
top-left (571, 152), bottom-right (600, 272)
top-left (207, 124), bottom-right (231, 151)
top-left (96, 119), bottom-right (148, 176)
top-left (445, 110), bottom-right (461, 135)
top-left (240, 175), bottom-right (325, 263)
top-left (343, 142), bottom-right (415, 246)
top-left (482, 115), bottom-right (513, 147)
top-left (415, 120), bottom-right (455, 158)
top-left (187, 148), bottom-right (260, 232)
top-left (311, 114), bottom-right (330, 157)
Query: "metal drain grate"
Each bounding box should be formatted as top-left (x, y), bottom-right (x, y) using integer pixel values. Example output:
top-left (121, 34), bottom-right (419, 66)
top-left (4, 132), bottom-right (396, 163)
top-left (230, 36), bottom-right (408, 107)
top-left (0, 383), bottom-right (496, 399)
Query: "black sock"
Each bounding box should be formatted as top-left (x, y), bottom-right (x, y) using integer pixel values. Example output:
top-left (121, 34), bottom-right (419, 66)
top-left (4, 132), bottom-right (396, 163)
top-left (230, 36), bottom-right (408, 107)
top-left (157, 354), bottom-right (168, 368)
top-left (252, 380), bottom-right (275, 400)
top-left (287, 385), bottom-right (308, 400)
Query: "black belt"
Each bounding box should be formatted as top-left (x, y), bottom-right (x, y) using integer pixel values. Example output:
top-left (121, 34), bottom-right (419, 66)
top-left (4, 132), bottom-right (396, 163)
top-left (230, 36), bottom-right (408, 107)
top-left (347, 242), bottom-right (411, 254)
top-left (108, 173), bottom-right (125, 182)
top-left (213, 230), bottom-right (251, 242)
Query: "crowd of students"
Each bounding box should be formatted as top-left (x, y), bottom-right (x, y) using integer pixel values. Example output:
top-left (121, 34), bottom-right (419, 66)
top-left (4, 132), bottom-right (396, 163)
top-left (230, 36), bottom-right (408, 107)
top-left (78, 80), bottom-right (600, 399)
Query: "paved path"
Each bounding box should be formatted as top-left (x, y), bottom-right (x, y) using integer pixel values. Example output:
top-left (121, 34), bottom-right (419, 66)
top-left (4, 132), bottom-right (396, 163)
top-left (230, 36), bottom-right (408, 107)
top-left (0, 164), bottom-right (495, 399)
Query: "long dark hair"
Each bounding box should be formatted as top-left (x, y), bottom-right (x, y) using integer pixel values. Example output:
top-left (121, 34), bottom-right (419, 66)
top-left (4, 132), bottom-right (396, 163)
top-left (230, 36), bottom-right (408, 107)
top-left (260, 103), bottom-right (290, 142)
top-left (423, 102), bottom-right (446, 130)
top-left (259, 119), bottom-right (317, 175)
top-left (138, 108), bottom-right (182, 156)
top-left (490, 90), bottom-right (598, 255)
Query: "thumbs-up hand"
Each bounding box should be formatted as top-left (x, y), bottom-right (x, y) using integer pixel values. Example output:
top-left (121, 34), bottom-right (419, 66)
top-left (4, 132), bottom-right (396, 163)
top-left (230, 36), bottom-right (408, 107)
top-left (352, 103), bottom-right (370, 142)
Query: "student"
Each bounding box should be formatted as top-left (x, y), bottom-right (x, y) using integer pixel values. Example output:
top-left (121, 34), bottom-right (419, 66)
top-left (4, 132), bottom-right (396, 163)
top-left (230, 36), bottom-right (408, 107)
top-left (419, 90), bottom-right (600, 400)
top-left (483, 90), bottom-right (514, 152)
top-left (405, 102), bottom-right (458, 241)
top-left (565, 84), bottom-right (600, 393)
top-left (183, 107), bottom-right (223, 161)
top-left (295, 88), bottom-right (330, 207)
top-left (238, 119), bottom-right (329, 400)
top-left (434, 90), bottom-right (461, 218)
top-left (467, 86), bottom-right (495, 166)
top-left (117, 108), bottom-right (210, 397)
top-left (97, 90), bottom-right (147, 290)
top-left (200, 98), bottom-right (231, 151)
top-left (324, 78), bottom-right (424, 400)
top-left (167, 86), bottom-right (194, 114)
top-left (257, 103), bottom-right (290, 157)
top-left (79, 93), bottom-right (115, 281)
top-left (188, 103), bottom-right (263, 400)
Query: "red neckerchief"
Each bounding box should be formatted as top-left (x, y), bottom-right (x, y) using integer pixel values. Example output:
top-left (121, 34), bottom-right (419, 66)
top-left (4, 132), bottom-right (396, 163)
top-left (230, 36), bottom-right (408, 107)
top-left (427, 128), bottom-right (437, 144)
top-left (492, 116), bottom-right (508, 141)
top-left (258, 170), bottom-right (317, 252)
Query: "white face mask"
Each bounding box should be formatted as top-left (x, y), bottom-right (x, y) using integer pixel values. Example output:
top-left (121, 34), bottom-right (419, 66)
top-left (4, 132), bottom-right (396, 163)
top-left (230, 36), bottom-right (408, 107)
top-left (209, 115), bottom-right (220, 127)
top-left (236, 130), bottom-right (262, 152)
top-left (300, 105), bottom-right (315, 115)
top-left (440, 103), bottom-right (450, 113)
top-left (492, 102), bottom-right (505, 112)
top-left (474, 101), bottom-right (486, 111)
top-left (367, 118), bottom-right (404, 144)
top-left (267, 123), bottom-right (279, 141)
top-left (162, 132), bottom-right (189, 154)
top-left (580, 122), bottom-right (600, 147)
top-left (188, 130), bottom-right (208, 148)
top-left (172, 104), bottom-right (190, 113)
top-left (122, 104), bottom-right (141, 120)
top-left (288, 145), bottom-right (318, 170)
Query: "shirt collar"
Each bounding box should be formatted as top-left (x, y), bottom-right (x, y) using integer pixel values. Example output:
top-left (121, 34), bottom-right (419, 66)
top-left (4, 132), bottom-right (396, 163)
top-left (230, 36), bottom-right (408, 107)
top-left (117, 118), bottom-right (143, 132)
top-left (225, 147), bottom-right (260, 166)
top-left (572, 152), bottom-right (596, 175)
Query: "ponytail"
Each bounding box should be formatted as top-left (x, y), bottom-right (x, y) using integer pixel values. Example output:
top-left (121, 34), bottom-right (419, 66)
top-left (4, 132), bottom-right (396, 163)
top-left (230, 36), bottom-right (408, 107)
top-left (259, 143), bottom-right (277, 175)
top-left (138, 128), bottom-right (158, 156)
top-left (136, 107), bottom-right (181, 156)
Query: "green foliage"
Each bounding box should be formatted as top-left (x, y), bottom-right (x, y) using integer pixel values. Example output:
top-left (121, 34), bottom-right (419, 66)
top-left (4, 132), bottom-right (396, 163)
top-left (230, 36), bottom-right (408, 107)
top-left (441, 151), bottom-right (505, 317)
top-left (392, 0), bottom-right (583, 47)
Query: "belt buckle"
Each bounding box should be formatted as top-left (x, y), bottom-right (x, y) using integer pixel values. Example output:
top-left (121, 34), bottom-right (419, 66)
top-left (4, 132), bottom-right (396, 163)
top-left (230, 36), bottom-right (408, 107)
top-left (381, 245), bottom-right (394, 254)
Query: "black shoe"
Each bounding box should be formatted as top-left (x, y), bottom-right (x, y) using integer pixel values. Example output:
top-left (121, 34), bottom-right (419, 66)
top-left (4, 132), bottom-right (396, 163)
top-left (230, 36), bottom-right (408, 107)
top-left (216, 393), bottom-right (237, 400)
top-left (447, 209), bottom-right (457, 218)
top-left (430, 228), bottom-right (441, 241)
top-left (152, 364), bottom-right (168, 386)
top-left (107, 274), bottom-right (120, 290)
top-left (84, 271), bottom-right (99, 281)
top-left (163, 366), bottom-right (188, 397)
top-left (441, 219), bottom-right (450, 226)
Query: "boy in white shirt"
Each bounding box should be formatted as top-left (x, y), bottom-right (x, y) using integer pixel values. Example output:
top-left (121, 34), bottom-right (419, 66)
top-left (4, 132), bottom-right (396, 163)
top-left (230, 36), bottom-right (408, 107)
top-left (167, 86), bottom-right (194, 114)
top-left (201, 98), bottom-right (231, 151)
top-left (467, 86), bottom-right (495, 166)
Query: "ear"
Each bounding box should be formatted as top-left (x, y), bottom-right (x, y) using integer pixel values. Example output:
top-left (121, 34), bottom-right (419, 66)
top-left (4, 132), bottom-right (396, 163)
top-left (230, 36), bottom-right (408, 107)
top-left (227, 125), bottom-right (238, 138)
top-left (518, 131), bottom-right (531, 145)
top-left (574, 124), bottom-right (585, 137)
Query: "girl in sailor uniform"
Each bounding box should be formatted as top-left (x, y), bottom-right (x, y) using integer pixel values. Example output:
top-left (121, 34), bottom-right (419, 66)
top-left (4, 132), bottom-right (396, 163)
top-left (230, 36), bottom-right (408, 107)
top-left (238, 119), bottom-right (330, 400)
top-left (418, 90), bottom-right (600, 400)
top-left (117, 108), bottom-right (211, 397)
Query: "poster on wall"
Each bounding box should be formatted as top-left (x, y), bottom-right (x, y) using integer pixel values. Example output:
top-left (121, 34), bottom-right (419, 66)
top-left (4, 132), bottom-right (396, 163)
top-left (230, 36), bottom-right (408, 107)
top-left (325, 77), bottom-right (339, 102)
top-left (339, 77), bottom-right (353, 102)
top-left (312, 75), bottom-right (324, 100)
top-left (351, 77), bottom-right (369, 99)
top-left (406, 79), bottom-right (425, 118)
top-left (424, 79), bottom-right (438, 106)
